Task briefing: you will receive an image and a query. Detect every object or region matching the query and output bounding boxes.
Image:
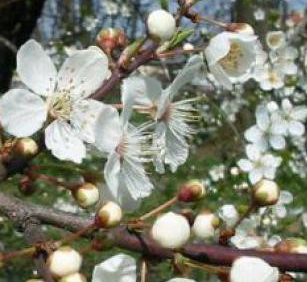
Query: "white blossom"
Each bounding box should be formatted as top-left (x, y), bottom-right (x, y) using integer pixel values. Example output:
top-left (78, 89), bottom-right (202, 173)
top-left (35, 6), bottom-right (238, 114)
top-left (218, 204), bottom-right (239, 227)
top-left (238, 144), bottom-right (282, 184)
top-left (95, 106), bottom-right (154, 210)
top-left (205, 32), bottom-right (258, 90)
top-left (92, 254), bottom-right (136, 282)
top-left (92, 253), bottom-right (196, 282)
top-left (0, 40), bottom-right (111, 163)
top-left (244, 105), bottom-right (286, 152)
top-left (266, 31), bottom-right (286, 50)
top-left (273, 99), bottom-right (307, 137)
top-left (122, 55), bottom-right (204, 173)
top-left (271, 46), bottom-right (298, 76)
top-left (230, 257), bottom-right (279, 282)
top-left (271, 190), bottom-right (293, 219)
top-left (259, 65), bottom-right (284, 91)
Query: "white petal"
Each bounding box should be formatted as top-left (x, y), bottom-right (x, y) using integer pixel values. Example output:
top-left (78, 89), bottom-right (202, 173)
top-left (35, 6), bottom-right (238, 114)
top-left (57, 47), bottom-right (110, 100)
top-left (246, 144), bottom-right (260, 161)
top-left (209, 64), bottom-right (233, 90)
top-left (0, 89), bottom-right (47, 137)
top-left (288, 121), bottom-right (305, 136)
top-left (249, 168), bottom-right (263, 184)
top-left (122, 75), bottom-right (162, 107)
top-left (238, 159), bottom-right (253, 172)
top-left (45, 120), bottom-right (86, 163)
top-left (244, 125), bottom-right (263, 143)
top-left (95, 106), bottom-right (121, 153)
top-left (167, 55), bottom-right (204, 98)
top-left (17, 40), bottom-right (56, 96)
top-left (121, 157), bottom-right (153, 200)
top-left (71, 99), bottom-right (112, 144)
top-left (256, 105), bottom-right (270, 131)
top-left (104, 151), bottom-right (121, 199)
top-left (164, 126), bottom-right (189, 172)
top-left (230, 256), bottom-right (279, 282)
top-left (273, 205), bottom-right (287, 218)
top-left (205, 32), bottom-right (231, 66)
top-left (290, 107), bottom-right (307, 121)
top-left (279, 190), bottom-right (293, 204)
top-left (269, 135), bottom-right (286, 150)
top-left (92, 253), bottom-right (136, 282)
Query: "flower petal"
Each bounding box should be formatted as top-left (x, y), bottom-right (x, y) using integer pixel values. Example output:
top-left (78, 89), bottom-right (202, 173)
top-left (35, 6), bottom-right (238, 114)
top-left (57, 47), bottom-right (110, 100)
top-left (104, 151), bottom-right (121, 198)
top-left (167, 55), bottom-right (204, 98)
top-left (269, 135), bottom-right (286, 150)
top-left (71, 99), bottom-right (112, 144)
top-left (244, 125), bottom-right (263, 143)
top-left (249, 168), bottom-right (263, 184)
top-left (95, 105), bottom-right (121, 153)
top-left (0, 89), bottom-right (47, 137)
top-left (256, 105), bottom-right (270, 131)
top-left (288, 120), bottom-right (305, 136)
top-left (238, 159), bottom-right (253, 172)
top-left (246, 144), bottom-right (260, 161)
top-left (17, 40), bottom-right (57, 96)
top-left (45, 120), bottom-right (86, 163)
top-left (92, 253), bottom-right (136, 282)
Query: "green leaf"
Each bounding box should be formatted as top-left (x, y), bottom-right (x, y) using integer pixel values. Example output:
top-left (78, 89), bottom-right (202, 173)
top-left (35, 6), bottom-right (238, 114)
top-left (168, 29), bottom-right (194, 49)
top-left (160, 0), bottom-right (169, 10)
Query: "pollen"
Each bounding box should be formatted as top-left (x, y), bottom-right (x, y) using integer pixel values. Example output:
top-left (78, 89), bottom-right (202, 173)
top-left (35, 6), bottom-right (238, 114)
top-left (47, 92), bottom-right (72, 120)
top-left (219, 41), bottom-right (243, 72)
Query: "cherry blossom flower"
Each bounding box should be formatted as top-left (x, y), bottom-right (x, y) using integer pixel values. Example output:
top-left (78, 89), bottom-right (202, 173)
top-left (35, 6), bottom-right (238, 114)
top-left (0, 40), bottom-right (111, 163)
top-left (238, 144), bottom-right (282, 184)
top-left (205, 32), bottom-right (258, 90)
top-left (259, 65), bottom-right (284, 91)
top-left (230, 256), bottom-right (279, 282)
top-left (244, 105), bottom-right (286, 152)
top-left (95, 105), bottom-right (153, 210)
top-left (271, 190), bottom-right (293, 219)
top-left (266, 31), bottom-right (285, 50)
top-left (92, 253), bottom-right (196, 282)
top-left (271, 46), bottom-right (298, 76)
top-left (272, 99), bottom-right (307, 137)
top-left (122, 55), bottom-right (204, 173)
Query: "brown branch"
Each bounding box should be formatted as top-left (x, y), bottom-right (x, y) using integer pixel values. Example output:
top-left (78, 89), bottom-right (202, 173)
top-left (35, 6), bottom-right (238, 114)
top-left (1, 192), bottom-right (307, 273)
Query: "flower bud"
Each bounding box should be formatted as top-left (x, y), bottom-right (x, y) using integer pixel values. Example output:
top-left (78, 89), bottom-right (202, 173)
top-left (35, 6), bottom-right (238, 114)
top-left (96, 28), bottom-right (127, 54)
top-left (226, 23), bottom-right (255, 35)
top-left (14, 138), bottom-right (38, 158)
top-left (151, 212), bottom-right (190, 249)
top-left (230, 257), bottom-right (279, 282)
top-left (275, 238), bottom-right (307, 254)
top-left (59, 272), bottom-right (87, 282)
top-left (47, 246), bottom-right (82, 278)
top-left (192, 211), bottom-right (220, 239)
top-left (147, 10), bottom-right (176, 41)
top-left (177, 179), bottom-right (206, 202)
top-left (95, 201), bottom-right (122, 228)
top-left (252, 179), bottom-right (280, 206)
top-left (74, 183), bottom-right (99, 208)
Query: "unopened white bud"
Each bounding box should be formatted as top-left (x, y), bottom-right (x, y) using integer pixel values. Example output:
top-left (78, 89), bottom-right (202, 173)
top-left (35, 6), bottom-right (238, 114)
top-left (59, 272), bottom-right (87, 282)
top-left (227, 23), bottom-right (255, 35)
top-left (74, 183), bottom-right (99, 208)
top-left (147, 10), bottom-right (176, 41)
top-left (151, 212), bottom-right (190, 249)
top-left (230, 257), bottom-right (279, 282)
top-left (253, 179), bottom-right (280, 206)
top-left (47, 246), bottom-right (82, 278)
top-left (95, 201), bottom-right (122, 228)
top-left (192, 212), bottom-right (220, 239)
top-left (266, 31), bottom-right (285, 50)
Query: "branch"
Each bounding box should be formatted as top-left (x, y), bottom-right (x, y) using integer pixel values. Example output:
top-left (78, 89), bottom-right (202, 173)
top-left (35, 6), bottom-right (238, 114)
top-left (1, 192), bottom-right (307, 272)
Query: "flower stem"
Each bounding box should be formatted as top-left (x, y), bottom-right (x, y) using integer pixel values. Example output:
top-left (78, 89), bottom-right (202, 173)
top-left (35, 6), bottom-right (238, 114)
top-left (140, 196), bottom-right (178, 221)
